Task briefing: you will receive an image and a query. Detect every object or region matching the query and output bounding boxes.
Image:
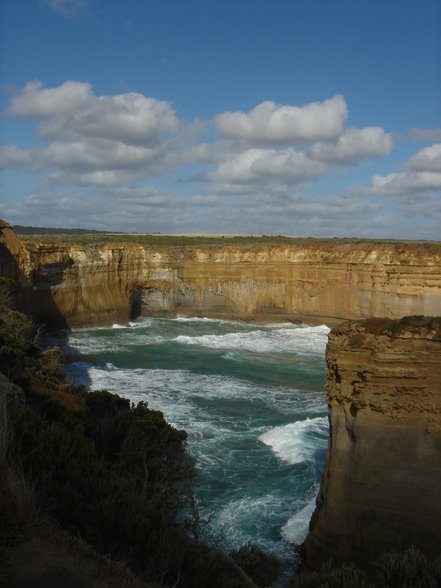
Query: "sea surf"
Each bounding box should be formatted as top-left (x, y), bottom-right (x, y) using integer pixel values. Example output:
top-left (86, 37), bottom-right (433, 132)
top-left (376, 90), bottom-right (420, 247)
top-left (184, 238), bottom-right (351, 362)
top-left (51, 316), bottom-right (330, 570)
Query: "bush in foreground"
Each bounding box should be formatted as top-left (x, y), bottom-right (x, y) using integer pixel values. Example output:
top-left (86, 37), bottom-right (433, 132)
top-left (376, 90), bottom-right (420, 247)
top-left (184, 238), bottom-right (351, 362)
top-left (230, 542), bottom-right (281, 587)
top-left (292, 548), bottom-right (441, 588)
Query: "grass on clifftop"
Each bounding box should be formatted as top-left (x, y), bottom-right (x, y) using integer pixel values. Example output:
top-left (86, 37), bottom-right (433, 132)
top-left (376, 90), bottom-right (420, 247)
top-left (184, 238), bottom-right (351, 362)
top-left (16, 229), bottom-right (441, 252)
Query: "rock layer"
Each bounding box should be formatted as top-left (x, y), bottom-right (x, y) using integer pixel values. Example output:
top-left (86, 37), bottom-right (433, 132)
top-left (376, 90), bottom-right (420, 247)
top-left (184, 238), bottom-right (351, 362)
top-left (304, 316), bottom-right (441, 567)
top-left (1, 223), bottom-right (441, 327)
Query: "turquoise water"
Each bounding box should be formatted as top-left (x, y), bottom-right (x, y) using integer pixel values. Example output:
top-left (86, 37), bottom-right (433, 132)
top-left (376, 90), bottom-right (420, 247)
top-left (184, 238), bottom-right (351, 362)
top-left (55, 316), bottom-right (329, 568)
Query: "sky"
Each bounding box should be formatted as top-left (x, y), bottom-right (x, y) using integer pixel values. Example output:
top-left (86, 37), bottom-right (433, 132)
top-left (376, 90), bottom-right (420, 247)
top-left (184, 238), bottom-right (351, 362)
top-left (0, 0), bottom-right (440, 239)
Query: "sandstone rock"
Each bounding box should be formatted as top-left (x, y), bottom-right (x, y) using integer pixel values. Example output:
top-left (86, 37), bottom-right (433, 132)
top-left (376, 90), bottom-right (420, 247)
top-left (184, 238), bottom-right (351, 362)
top-left (303, 316), bottom-right (441, 567)
top-left (1, 223), bottom-right (440, 327)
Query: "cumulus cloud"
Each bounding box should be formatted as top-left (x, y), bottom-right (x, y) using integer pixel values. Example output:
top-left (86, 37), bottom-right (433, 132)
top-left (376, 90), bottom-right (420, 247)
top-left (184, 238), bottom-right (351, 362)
top-left (206, 148), bottom-right (325, 185)
top-left (38, 92), bottom-right (179, 146)
top-left (3, 81), bottom-right (191, 186)
top-left (310, 127), bottom-right (393, 164)
top-left (38, 140), bottom-right (159, 172)
top-left (370, 143), bottom-right (441, 196)
top-left (0, 146), bottom-right (31, 170)
top-left (214, 95), bottom-right (347, 144)
top-left (4, 83), bottom-right (397, 197)
top-left (405, 143), bottom-right (441, 172)
top-left (371, 171), bottom-right (441, 195)
top-left (8, 81), bottom-right (92, 118)
top-left (8, 80), bottom-right (431, 237)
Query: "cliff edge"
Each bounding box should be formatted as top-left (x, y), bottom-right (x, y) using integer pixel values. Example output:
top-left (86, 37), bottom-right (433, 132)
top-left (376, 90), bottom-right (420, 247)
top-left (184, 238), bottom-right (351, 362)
top-left (1, 222), bottom-right (441, 327)
top-left (304, 316), bottom-right (441, 568)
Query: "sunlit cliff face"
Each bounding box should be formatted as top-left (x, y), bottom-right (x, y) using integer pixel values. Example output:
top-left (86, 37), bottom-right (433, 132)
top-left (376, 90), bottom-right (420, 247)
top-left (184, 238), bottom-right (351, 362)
top-left (304, 316), bottom-right (441, 567)
top-left (1, 223), bottom-right (440, 329)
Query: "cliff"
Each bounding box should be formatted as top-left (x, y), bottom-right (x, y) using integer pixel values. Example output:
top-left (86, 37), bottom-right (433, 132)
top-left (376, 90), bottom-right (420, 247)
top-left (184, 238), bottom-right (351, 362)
top-left (1, 222), bottom-right (441, 327)
top-left (2, 222), bottom-right (441, 571)
top-left (303, 316), bottom-right (441, 567)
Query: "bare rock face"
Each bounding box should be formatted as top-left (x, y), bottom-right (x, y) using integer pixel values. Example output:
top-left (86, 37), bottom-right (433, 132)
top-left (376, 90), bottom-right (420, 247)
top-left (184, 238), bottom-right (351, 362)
top-left (303, 316), bottom-right (441, 567)
top-left (0, 220), bottom-right (31, 284)
top-left (1, 222), bottom-right (441, 327)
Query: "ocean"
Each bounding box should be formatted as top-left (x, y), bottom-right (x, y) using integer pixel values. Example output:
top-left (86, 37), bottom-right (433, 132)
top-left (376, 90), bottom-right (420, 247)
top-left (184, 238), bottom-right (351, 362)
top-left (53, 316), bottom-right (330, 572)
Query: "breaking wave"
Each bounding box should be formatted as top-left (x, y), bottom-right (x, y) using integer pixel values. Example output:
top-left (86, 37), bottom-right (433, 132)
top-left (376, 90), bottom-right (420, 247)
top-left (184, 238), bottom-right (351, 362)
top-left (259, 417), bottom-right (329, 465)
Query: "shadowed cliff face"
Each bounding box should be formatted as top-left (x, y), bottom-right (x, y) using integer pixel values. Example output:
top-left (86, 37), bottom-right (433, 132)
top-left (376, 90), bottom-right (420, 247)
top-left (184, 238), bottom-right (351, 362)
top-left (304, 316), bottom-right (441, 567)
top-left (1, 223), bottom-right (440, 327)
top-left (0, 221), bottom-right (68, 328)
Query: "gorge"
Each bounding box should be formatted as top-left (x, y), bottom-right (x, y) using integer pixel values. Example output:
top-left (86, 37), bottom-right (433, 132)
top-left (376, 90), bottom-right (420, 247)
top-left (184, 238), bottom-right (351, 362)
top-left (1, 219), bottom-right (441, 573)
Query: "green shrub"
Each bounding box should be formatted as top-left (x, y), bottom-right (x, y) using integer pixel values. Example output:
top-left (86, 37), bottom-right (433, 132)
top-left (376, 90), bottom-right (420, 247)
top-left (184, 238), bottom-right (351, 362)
top-left (292, 548), bottom-right (441, 588)
top-left (230, 542), bottom-right (281, 587)
top-left (373, 547), bottom-right (441, 588)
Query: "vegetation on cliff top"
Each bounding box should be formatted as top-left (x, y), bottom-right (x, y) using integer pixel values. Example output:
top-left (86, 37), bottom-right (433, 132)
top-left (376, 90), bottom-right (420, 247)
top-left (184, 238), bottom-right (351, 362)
top-left (15, 225), bottom-right (441, 251)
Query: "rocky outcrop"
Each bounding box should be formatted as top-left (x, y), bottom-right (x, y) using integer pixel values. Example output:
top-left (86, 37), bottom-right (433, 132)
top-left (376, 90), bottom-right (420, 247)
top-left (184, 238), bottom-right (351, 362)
top-left (304, 316), bottom-right (441, 567)
top-left (0, 220), bottom-right (31, 285)
top-left (1, 222), bottom-right (441, 327)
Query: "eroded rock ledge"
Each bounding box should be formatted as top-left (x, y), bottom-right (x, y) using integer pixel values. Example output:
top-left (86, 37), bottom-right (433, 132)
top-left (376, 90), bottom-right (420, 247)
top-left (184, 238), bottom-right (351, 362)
top-left (304, 316), bottom-right (441, 568)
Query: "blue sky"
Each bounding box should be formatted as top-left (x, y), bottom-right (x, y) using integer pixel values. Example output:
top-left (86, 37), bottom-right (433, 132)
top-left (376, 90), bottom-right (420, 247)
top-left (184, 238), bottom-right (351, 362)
top-left (1, 0), bottom-right (440, 238)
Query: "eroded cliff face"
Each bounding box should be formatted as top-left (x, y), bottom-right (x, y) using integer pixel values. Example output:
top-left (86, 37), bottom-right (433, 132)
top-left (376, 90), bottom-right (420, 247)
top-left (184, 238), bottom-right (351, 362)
top-left (0, 220), bottom-right (31, 285)
top-left (304, 316), bottom-right (441, 567)
top-left (1, 222), bottom-right (441, 327)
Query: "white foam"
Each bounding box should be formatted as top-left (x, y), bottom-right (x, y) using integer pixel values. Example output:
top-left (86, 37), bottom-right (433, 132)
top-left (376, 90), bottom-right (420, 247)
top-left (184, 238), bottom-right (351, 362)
top-left (175, 314), bottom-right (235, 324)
top-left (281, 497), bottom-right (317, 544)
top-left (222, 351), bottom-right (243, 362)
top-left (127, 316), bottom-right (155, 328)
top-left (57, 314), bottom-right (329, 560)
top-left (112, 323), bottom-right (127, 329)
top-left (174, 324), bottom-right (329, 355)
top-left (83, 362), bottom-right (326, 426)
top-left (259, 417), bottom-right (328, 465)
top-left (216, 494), bottom-right (283, 548)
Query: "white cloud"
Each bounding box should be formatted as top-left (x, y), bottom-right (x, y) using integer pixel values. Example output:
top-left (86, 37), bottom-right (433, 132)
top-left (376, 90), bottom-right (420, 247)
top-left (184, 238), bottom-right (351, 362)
top-left (4, 81), bottom-right (188, 186)
top-left (38, 92), bottom-right (179, 146)
top-left (8, 81), bottom-right (92, 118)
top-left (2, 185), bottom-right (180, 233)
top-left (38, 140), bottom-right (157, 171)
top-left (207, 148), bottom-right (325, 185)
top-left (370, 143), bottom-right (441, 196)
top-left (405, 143), bottom-right (441, 172)
top-left (371, 171), bottom-right (441, 195)
top-left (44, 0), bottom-right (88, 18)
top-left (214, 95), bottom-right (347, 144)
top-left (310, 127), bottom-right (393, 164)
top-left (0, 146), bottom-right (31, 170)
top-left (5, 80), bottom-right (438, 238)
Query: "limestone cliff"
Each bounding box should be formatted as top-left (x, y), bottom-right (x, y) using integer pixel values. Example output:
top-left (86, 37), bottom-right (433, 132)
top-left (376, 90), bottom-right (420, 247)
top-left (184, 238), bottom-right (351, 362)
top-left (1, 222), bottom-right (441, 326)
top-left (304, 316), bottom-right (441, 567)
top-left (0, 220), bottom-right (31, 285)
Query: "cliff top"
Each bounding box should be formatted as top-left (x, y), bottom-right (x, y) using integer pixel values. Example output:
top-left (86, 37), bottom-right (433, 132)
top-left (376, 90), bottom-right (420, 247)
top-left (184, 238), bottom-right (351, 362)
top-left (336, 315), bottom-right (441, 339)
top-left (16, 229), bottom-right (441, 254)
